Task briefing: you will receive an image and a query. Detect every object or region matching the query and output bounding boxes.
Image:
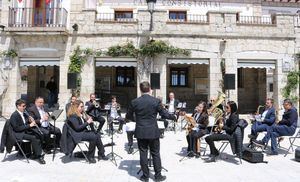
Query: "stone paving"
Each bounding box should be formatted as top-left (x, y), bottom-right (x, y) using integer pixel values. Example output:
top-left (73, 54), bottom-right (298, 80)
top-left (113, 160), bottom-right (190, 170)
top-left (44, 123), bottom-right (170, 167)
top-left (0, 117), bottom-right (299, 182)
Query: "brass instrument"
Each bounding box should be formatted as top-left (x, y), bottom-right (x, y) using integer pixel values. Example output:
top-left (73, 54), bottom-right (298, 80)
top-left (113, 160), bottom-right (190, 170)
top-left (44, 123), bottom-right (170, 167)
top-left (208, 91), bottom-right (226, 123)
top-left (185, 115), bottom-right (197, 135)
top-left (214, 118), bottom-right (224, 133)
top-left (256, 105), bottom-right (265, 115)
top-left (92, 100), bottom-right (100, 108)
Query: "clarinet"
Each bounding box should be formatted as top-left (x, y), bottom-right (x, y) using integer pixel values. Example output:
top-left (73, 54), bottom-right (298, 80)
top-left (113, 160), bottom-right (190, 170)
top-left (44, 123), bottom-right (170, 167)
top-left (24, 110), bottom-right (43, 135)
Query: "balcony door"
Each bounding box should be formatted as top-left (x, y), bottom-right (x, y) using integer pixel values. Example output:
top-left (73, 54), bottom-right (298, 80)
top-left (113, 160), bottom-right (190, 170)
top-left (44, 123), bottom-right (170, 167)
top-left (33, 0), bottom-right (57, 26)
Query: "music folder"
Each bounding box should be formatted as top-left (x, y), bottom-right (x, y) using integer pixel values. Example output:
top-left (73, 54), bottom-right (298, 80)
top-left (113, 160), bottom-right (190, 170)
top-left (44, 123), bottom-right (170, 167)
top-left (49, 109), bottom-right (63, 120)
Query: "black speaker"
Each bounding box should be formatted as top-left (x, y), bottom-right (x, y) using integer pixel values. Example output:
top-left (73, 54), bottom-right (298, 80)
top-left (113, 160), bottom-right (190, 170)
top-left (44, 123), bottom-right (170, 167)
top-left (67, 73), bottom-right (78, 89)
top-left (150, 73), bottom-right (160, 89)
top-left (224, 74), bottom-right (235, 90)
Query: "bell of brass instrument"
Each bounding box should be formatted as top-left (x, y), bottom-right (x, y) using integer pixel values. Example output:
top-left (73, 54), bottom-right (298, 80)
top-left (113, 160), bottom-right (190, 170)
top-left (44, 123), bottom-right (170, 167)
top-left (208, 91), bottom-right (226, 123)
top-left (92, 100), bottom-right (100, 108)
top-left (214, 118), bottom-right (224, 133)
top-left (256, 105), bottom-right (265, 115)
top-left (185, 115), bottom-right (197, 135)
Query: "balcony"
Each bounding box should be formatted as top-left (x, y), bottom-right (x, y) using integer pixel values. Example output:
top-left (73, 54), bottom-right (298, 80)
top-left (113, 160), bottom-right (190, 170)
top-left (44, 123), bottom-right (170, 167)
top-left (96, 13), bottom-right (138, 23)
top-left (167, 14), bottom-right (208, 24)
top-left (236, 15), bottom-right (276, 26)
top-left (7, 7), bottom-right (68, 33)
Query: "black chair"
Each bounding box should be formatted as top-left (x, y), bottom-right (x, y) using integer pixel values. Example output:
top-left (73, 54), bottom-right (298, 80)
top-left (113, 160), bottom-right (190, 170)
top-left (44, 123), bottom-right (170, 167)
top-left (62, 122), bottom-right (89, 163)
top-left (1, 119), bottom-right (30, 163)
top-left (284, 126), bottom-right (300, 157)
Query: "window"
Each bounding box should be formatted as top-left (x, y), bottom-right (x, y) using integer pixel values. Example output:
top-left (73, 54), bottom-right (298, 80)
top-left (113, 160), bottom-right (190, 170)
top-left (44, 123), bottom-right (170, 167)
top-left (238, 68), bottom-right (244, 88)
top-left (115, 11), bottom-right (133, 21)
top-left (170, 68), bottom-right (188, 87)
top-left (269, 83), bottom-right (273, 92)
top-left (169, 11), bottom-right (187, 21)
top-left (116, 67), bottom-right (135, 87)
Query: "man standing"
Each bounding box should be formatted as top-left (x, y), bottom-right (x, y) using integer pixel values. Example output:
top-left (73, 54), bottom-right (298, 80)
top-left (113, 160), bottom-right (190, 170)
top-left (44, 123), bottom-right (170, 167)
top-left (248, 98), bottom-right (276, 140)
top-left (46, 76), bottom-right (57, 108)
top-left (126, 81), bottom-right (176, 182)
top-left (254, 99), bottom-right (298, 155)
top-left (10, 99), bottom-right (45, 164)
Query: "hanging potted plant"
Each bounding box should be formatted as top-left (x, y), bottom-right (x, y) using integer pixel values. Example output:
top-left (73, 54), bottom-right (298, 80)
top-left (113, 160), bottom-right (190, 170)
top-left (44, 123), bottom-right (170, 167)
top-left (1, 49), bottom-right (18, 69)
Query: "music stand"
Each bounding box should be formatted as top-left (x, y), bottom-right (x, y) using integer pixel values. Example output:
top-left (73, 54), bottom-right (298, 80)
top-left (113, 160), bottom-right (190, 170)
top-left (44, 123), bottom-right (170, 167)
top-left (106, 126), bottom-right (123, 166)
top-left (49, 109), bottom-right (63, 161)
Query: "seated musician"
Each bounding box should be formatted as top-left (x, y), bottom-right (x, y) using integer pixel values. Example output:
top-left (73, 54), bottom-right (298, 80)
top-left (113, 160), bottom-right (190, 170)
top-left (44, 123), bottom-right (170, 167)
top-left (67, 100), bottom-right (108, 163)
top-left (248, 98), bottom-right (275, 140)
top-left (208, 96), bottom-right (223, 110)
top-left (28, 97), bottom-right (62, 152)
top-left (186, 101), bottom-right (209, 158)
top-left (10, 99), bottom-right (45, 164)
top-left (166, 92), bottom-right (179, 114)
top-left (253, 99), bottom-right (298, 155)
top-left (65, 95), bottom-right (77, 116)
top-left (107, 95), bottom-right (126, 134)
top-left (205, 101), bottom-right (239, 162)
top-left (85, 93), bottom-right (106, 134)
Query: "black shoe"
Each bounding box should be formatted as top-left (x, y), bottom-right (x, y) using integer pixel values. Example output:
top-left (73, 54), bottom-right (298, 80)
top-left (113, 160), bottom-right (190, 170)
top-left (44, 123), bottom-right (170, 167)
top-left (253, 140), bottom-right (266, 148)
top-left (267, 151), bottom-right (278, 156)
top-left (88, 158), bottom-right (97, 163)
top-left (37, 156), bottom-right (46, 164)
top-left (155, 175), bottom-right (166, 182)
top-left (128, 147), bottom-right (134, 154)
top-left (195, 153), bottom-right (201, 158)
top-left (248, 134), bottom-right (257, 139)
top-left (98, 155), bottom-right (109, 161)
top-left (187, 152), bottom-right (195, 157)
top-left (139, 175), bottom-right (149, 182)
top-left (204, 155), bottom-right (217, 163)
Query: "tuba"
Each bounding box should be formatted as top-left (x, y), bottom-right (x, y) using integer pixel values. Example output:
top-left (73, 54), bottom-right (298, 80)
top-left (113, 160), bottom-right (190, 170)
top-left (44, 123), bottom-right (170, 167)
top-left (92, 100), bottom-right (100, 108)
top-left (208, 91), bottom-right (226, 123)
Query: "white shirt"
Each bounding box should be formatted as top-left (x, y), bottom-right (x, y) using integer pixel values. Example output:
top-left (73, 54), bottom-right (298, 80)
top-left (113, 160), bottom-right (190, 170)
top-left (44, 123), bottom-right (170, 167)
top-left (17, 110), bottom-right (26, 125)
top-left (261, 109), bottom-right (269, 121)
top-left (38, 107), bottom-right (49, 128)
top-left (110, 104), bottom-right (120, 119)
top-left (168, 100), bottom-right (175, 113)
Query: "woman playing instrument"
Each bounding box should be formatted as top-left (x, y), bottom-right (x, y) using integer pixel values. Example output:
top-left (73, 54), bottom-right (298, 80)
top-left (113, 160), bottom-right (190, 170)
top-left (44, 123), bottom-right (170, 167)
top-left (67, 100), bottom-right (108, 163)
top-left (204, 101), bottom-right (239, 162)
top-left (186, 101), bottom-right (209, 158)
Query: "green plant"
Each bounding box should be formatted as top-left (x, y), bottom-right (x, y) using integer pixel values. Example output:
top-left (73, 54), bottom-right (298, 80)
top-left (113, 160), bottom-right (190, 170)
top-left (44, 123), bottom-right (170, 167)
top-left (68, 46), bottom-right (94, 96)
top-left (219, 58), bottom-right (226, 93)
top-left (282, 70), bottom-right (300, 103)
top-left (106, 42), bottom-right (138, 58)
top-left (1, 49), bottom-right (18, 58)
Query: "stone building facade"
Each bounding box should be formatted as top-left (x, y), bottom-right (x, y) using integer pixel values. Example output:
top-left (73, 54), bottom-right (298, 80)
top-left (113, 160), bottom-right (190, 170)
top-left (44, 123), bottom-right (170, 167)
top-left (0, 0), bottom-right (299, 117)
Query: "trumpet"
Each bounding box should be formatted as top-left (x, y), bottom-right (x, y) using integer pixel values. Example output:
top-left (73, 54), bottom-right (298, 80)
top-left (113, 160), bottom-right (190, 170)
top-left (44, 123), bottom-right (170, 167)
top-left (24, 111), bottom-right (43, 135)
top-left (92, 100), bottom-right (100, 108)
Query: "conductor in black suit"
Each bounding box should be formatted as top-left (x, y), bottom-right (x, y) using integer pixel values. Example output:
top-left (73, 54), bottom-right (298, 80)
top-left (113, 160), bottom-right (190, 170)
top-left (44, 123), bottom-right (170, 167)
top-left (10, 99), bottom-right (45, 164)
top-left (126, 81), bottom-right (176, 182)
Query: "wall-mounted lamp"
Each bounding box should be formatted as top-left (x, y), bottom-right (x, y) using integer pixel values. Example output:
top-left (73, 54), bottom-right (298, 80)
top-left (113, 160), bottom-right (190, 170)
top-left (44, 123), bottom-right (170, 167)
top-left (72, 24), bottom-right (78, 31)
top-left (282, 60), bottom-right (290, 72)
top-left (2, 57), bottom-right (13, 70)
top-left (146, 0), bottom-right (157, 31)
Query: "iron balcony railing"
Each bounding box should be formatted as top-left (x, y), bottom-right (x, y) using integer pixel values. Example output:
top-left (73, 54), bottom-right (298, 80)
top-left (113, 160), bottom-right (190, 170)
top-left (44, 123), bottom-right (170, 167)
top-left (96, 13), bottom-right (137, 22)
top-left (168, 14), bottom-right (208, 23)
top-left (8, 7), bottom-right (68, 27)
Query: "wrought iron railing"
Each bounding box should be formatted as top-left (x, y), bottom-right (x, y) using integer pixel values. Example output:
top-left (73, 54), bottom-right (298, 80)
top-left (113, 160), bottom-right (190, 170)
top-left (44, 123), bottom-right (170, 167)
top-left (237, 15), bottom-right (276, 25)
top-left (96, 13), bottom-right (137, 22)
top-left (168, 14), bottom-right (208, 23)
top-left (8, 7), bottom-right (68, 27)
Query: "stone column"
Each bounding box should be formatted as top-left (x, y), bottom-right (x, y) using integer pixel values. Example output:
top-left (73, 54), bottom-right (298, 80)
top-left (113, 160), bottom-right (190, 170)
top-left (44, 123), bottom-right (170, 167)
top-left (80, 56), bottom-right (95, 102)
top-left (153, 55), bottom-right (167, 103)
top-left (208, 57), bottom-right (222, 99)
top-left (224, 58), bottom-right (238, 103)
top-left (2, 57), bottom-right (22, 118)
top-left (273, 59), bottom-right (285, 111)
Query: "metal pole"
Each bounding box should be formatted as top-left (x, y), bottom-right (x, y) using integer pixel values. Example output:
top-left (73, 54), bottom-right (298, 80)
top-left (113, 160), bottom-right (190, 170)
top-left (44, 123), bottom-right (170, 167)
top-left (149, 11), bottom-right (153, 31)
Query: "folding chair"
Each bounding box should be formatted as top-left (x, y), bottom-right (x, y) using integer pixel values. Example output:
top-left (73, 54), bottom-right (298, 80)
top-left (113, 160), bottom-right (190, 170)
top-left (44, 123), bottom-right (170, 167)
top-left (64, 123), bottom-right (90, 163)
top-left (284, 126), bottom-right (300, 157)
top-left (2, 120), bottom-right (31, 163)
top-left (200, 116), bottom-right (217, 156)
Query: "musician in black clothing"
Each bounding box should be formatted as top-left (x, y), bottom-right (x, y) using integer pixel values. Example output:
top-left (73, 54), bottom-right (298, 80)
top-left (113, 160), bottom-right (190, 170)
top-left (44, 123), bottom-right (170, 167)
top-left (85, 93), bottom-right (106, 134)
top-left (65, 95), bottom-right (77, 116)
top-left (67, 100), bottom-right (108, 163)
top-left (10, 99), bottom-right (45, 164)
top-left (126, 81), bottom-right (176, 182)
top-left (107, 95), bottom-right (125, 134)
top-left (205, 101), bottom-right (239, 163)
top-left (28, 97), bottom-right (62, 151)
top-left (186, 101), bottom-right (209, 158)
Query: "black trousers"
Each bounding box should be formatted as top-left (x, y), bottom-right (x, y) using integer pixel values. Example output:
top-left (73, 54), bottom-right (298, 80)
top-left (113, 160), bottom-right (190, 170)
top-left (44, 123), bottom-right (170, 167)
top-left (137, 138), bottom-right (162, 178)
top-left (41, 125), bottom-right (62, 148)
top-left (108, 116), bottom-right (125, 131)
top-left (21, 133), bottom-right (43, 157)
top-left (205, 133), bottom-right (235, 156)
top-left (186, 129), bottom-right (208, 153)
top-left (81, 131), bottom-right (105, 158)
top-left (92, 116), bottom-right (106, 131)
top-left (127, 131), bottom-right (135, 147)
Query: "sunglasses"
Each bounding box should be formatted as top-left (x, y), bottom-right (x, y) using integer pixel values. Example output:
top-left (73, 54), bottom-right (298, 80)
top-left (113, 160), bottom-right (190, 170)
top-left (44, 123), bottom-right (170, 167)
top-left (20, 105), bottom-right (26, 108)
